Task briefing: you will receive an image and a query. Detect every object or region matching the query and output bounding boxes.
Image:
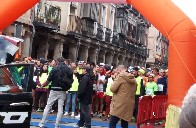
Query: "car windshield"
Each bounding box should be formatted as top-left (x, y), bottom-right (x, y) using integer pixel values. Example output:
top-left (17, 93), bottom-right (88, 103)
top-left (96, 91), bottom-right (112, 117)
top-left (0, 65), bottom-right (31, 92)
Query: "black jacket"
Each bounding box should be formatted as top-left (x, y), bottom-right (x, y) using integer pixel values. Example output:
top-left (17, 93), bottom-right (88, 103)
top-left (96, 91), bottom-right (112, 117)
top-left (77, 73), bottom-right (93, 105)
top-left (43, 63), bottom-right (73, 91)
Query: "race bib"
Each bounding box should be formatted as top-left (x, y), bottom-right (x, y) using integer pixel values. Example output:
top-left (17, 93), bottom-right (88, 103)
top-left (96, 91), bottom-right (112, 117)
top-left (158, 84), bottom-right (164, 91)
top-left (146, 89), bottom-right (152, 95)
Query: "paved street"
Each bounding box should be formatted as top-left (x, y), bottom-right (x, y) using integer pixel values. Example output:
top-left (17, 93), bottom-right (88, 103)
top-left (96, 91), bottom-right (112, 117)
top-left (30, 113), bottom-right (136, 128)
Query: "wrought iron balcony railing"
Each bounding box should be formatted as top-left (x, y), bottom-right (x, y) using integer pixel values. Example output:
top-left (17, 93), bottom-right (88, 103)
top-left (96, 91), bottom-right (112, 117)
top-left (112, 30), bottom-right (119, 46)
top-left (34, 2), bottom-right (61, 30)
top-left (105, 28), bottom-right (112, 43)
top-left (96, 23), bottom-right (104, 41)
top-left (129, 44), bottom-right (134, 52)
top-left (119, 34), bottom-right (125, 48)
top-left (81, 18), bottom-right (95, 37)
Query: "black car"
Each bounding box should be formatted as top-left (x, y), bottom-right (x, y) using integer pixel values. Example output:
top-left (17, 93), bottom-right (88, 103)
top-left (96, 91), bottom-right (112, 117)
top-left (0, 63), bottom-right (34, 128)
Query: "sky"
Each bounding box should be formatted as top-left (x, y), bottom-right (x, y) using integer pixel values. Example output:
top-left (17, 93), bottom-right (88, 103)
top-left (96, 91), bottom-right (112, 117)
top-left (172, 0), bottom-right (196, 25)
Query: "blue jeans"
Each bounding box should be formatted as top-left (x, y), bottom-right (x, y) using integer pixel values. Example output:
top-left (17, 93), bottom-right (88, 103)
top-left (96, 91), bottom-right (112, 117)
top-left (65, 92), bottom-right (77, 112)
top-left (109, 115), bottom-right (128, 128)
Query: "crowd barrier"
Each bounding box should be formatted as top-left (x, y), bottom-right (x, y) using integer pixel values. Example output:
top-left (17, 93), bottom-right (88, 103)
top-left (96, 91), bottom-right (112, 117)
top-left (137, 95), bottom-right (168, 128)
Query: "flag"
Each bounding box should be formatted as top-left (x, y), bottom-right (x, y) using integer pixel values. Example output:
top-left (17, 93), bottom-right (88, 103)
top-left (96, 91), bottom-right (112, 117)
top-left (0, 35), bottom-right (23, 56)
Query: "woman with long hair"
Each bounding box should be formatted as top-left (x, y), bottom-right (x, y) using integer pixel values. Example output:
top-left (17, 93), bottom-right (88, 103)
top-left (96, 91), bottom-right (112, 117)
top-left (34, 63), bottom-right (49, 112)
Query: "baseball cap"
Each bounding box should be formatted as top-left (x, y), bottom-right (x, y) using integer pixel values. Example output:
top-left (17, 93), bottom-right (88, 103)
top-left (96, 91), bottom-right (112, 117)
top-left (78, 61), bottom-right (84, 64)
top-left (139, 69), bottom-right (145, 74)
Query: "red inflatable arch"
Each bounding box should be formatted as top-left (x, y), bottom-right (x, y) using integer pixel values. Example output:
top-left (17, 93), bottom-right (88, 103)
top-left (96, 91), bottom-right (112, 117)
top-left (127, 0), bottom-right (196, 107)
top-left (0, 0), bottom-right (196, 118)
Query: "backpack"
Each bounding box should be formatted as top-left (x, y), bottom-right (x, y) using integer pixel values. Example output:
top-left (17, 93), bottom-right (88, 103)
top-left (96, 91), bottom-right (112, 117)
top-left (56, 66), bottom-right (72, 91)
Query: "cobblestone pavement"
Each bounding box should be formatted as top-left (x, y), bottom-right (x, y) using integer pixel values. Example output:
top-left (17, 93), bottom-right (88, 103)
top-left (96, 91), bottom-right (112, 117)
top-left (30, 112), bottom-right (136, 128)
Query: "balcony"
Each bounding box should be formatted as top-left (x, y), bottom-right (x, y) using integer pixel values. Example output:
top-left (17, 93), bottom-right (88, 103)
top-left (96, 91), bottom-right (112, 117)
top-left (81, 18), bottom-right (95, 37)
top-left (34, 2), bottom-right (61, 31)
top-left (142, 46), bottom-right (147, 57)
top-left (134, 45), bottom-right (140, 55)
top-left (67, 16), bottom-right (111, 42)
top-left (129, 44), bottom-right (134, 52)
top-left (112, 30), bottom-right (119, 46)
top-left (123, 42), bottom-right (129, 51)
top-left (105, 28), bottom-right (112, 43)
top-left (67, 15), bottom-right (82, 33)
top-left (119, 34), bottom-right (125, 48)
top-left (96, 23), bottom-right (104, 41)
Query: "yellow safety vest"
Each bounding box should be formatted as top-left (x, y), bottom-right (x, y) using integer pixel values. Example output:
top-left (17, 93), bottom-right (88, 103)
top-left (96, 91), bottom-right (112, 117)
top-left (105, 77), bottom-right (113, 96)
top-left (69, 75), bottom-right (79, 91)
top-left (136, 76), bottom-right (142, 95)
top-left (77, 67), bottom-right (83, 74)
top-left (36, 73), bottom-right (49, 89)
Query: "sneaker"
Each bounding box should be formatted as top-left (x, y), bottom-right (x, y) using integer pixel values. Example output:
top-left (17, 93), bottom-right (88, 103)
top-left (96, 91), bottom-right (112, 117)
top-left (36, 108), bottom-right (43, 112)
top-left (32, 109), bottom-right (37, 112)
top-left (98, 113), bottom-right (102, 118)
top-left (38, 123), bottom-right (44, 128)
top-left (73, 124), bottom-right (83, 127)
top-left (49, 110), bottom-right (54, 114)
top-left (75, 114), bottom-right (80, 119)
top-left (91, 111), bottom-right (94, 117)
top-left (103, 117), bottom-right (109, 121)
top-left (71, 112), bottom-right (75, 117)
top-left (93, 112), bottom-right (98, 117)
top-left (64, 112), bottom-right (69, 116)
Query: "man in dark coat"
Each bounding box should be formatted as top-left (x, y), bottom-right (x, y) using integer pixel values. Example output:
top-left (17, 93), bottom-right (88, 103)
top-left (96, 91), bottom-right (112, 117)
top-left (77, 66), bottom-right (93, 128)
top-left (39, 58), bottom-right (73, 128)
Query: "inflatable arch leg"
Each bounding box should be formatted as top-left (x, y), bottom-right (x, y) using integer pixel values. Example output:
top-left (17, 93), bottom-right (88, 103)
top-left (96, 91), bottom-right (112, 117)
top-left (127, 0), bottom-right (196, 127)
top-left (0, 0), bottom-right (39, 31)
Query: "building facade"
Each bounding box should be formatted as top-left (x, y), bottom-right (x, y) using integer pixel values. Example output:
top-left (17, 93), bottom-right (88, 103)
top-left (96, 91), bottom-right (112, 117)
top-left (2, 1), bottom-right (150, 67)
top-left (146, 26), bottom-right (169, 69)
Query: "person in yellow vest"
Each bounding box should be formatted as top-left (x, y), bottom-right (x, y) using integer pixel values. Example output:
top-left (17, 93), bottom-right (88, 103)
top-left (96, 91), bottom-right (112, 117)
top-left (139, 69), bottom-right (148, 87)
top-left (132, 67), bottom-right (145, 121)
top-left (64, 68), bottom-right (81, 117)
top-left (34, 63), bottom-right (49, 112)
top-left (76, 61), bottom-right (84, 75)
top-left (103, 72), bottom-right (116, 121)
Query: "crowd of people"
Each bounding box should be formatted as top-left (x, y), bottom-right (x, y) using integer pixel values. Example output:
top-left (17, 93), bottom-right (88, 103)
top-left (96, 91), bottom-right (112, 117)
top-left (13, 56), bottom-right (168, 128)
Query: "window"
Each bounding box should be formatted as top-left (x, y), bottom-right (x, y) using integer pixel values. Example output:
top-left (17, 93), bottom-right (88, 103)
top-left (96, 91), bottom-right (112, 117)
top-left (109, 10), bottom-right (115, 30)
top-left (70, 3), bottom-right (76, 15)
top-left (101, 5), bottom-right (106, 27)
top-left (0, 65), bottom-right (30, 93)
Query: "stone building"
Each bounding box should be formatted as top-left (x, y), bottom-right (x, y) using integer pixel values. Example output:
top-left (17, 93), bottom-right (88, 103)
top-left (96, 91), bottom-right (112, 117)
top-left (146, 26), bottom-right (169, 69)
top-left (2, 1), bottom-right (150, 67)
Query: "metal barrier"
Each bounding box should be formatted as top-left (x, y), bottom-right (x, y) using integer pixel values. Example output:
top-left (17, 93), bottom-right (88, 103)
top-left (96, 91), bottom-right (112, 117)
top-left (137, 95), bottom-right (168, 128)
top-left (137, 96), bottom-right (152, 128)
top-left (150, 95), bottom-right (168, 122)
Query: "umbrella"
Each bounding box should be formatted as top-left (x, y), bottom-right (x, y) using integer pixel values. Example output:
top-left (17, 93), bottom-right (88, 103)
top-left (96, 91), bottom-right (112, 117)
top-left (0, 35), bottom-right (23, 64)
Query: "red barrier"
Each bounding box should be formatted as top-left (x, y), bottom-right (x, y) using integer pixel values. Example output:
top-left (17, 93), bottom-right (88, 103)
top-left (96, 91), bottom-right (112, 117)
top-left (150, 95), bottom-right (168, 122)
top-left (137, 95), bottom-right (168, 128)
top-left (137, 96), bottom-right (152, 128)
